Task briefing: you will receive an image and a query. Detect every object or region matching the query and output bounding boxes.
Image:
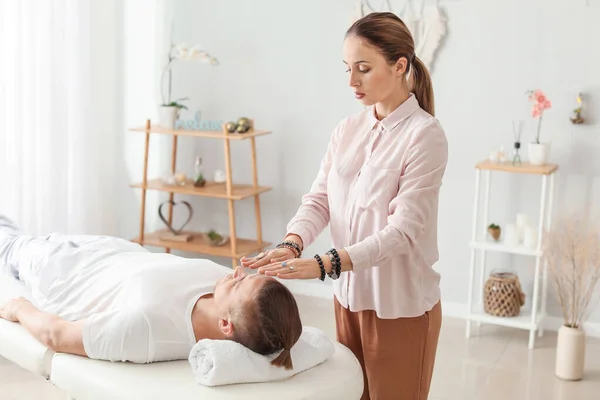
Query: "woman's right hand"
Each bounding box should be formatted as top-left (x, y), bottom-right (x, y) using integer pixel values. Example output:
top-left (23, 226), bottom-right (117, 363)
top-left (240, 247), bottom-right (296, 269)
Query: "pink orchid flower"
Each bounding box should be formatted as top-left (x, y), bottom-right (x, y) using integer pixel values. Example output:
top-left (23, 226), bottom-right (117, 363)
top-left (527, 89), bottom-right (552, 143)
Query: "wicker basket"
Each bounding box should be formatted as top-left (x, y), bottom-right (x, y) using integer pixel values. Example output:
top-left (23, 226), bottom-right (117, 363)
top-left (483, 270), bottom-right (525, 317)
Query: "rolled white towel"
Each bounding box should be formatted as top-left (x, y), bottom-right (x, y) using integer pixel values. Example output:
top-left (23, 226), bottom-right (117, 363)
top-left (188, 326), bottom-right (334, 387)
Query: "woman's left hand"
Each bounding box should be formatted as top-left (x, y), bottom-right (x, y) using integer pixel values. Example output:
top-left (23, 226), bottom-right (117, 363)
top-left (258, 258), bottom-right (322, 280)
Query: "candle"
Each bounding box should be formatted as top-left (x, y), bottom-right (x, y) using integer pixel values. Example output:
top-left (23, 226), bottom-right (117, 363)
top-left (174, 172), bottom-right (187, 185)
top-left (504, 224), bottom-right (519, 246)
top-left (524, 226), bottom-right (538, 249)
top-left (516, 213), bottom-right (531, 242)
top-left (516, 213), bottom-right (530, 228)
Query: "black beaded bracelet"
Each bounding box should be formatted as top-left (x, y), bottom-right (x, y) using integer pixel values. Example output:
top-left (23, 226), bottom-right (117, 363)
top-left (326, 248), bottom-right (341, 279)
top-left (313, 254), bottom-right (326, 281)
top-left (277, 243), bottom-right (300, 258)
top-left (326, 253), bottom-right (339, 280)
top-left (277, 240), bottom-right (302, 258)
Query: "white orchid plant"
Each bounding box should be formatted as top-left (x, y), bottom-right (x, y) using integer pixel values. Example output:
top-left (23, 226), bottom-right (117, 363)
top-left (160, 42), bottom-right (219, 110)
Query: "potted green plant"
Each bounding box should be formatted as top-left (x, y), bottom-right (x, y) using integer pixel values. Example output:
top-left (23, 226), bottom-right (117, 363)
top-left (205, 229), bottom-right (228, 246)
top-left (487, 223), bottom-right (501, 241)
top-left (543, 214), bottom-right (600, 380)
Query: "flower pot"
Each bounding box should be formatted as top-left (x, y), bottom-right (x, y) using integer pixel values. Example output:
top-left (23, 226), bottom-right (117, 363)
top-left (488, 227), bottom-right (501, 241)
top-left (158, 106), bottom-right (179, 129)
top-left (528, 142), bottom-right (551, 166)
top-left (555, 325), bottom-right (586, 380)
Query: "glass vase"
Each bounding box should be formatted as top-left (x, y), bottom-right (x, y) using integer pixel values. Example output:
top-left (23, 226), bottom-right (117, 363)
top-left (512, 141), bottom-right (522, 166)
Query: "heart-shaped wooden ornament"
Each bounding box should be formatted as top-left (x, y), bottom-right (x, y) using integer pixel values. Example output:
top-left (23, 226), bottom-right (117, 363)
top-left (158, 200), bottom-right (193, 235)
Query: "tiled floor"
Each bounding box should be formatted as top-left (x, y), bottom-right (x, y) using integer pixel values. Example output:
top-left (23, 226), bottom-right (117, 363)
top-left (2, 295), bottom-right (600, 399)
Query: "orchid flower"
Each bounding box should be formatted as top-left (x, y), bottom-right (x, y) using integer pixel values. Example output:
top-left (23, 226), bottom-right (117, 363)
top-left (161, 42), bottom-right (219, 106)
top-left (527, 89), bottom-right (552, 143)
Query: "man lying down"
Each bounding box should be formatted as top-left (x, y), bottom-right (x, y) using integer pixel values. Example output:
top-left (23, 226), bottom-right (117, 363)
top-left (0, 215), bottom-right (302, 369)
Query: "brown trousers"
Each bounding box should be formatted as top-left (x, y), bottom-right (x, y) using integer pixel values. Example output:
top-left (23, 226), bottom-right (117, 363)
top-left (334, 299), bottom-right (442, 400)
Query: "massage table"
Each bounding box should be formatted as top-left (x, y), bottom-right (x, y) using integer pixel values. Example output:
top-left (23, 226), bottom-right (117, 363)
top-left (0, 271), bottom-right (364, 399)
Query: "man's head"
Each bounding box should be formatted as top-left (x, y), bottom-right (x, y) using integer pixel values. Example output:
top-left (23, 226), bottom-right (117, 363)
top-left (213, 267), bottom-right (302, 370)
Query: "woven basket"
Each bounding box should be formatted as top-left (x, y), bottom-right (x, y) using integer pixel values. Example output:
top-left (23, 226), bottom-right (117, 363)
top-left (483, 270), bottom-right (525, 317)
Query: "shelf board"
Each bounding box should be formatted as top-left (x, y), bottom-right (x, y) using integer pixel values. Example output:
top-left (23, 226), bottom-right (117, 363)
top-left (130, 179), bottom-right (271, 200)
top-left (469, 240), bottom-right (541, 257)
top-left (132, 229), bottom-right (269, 259)
top-left (467, 310), bottom-right (545, 330)
top-left (475, 160), bottom-right (558, 175)
top-left (129, 126), bottom-right (272, 140)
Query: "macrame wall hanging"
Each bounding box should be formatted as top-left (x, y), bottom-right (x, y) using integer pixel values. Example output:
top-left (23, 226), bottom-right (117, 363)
top-left (352, 0), bottom-right (448, 72)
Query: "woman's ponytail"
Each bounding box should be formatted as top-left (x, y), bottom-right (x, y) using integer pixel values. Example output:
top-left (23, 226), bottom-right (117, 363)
top-left (410, 56), bottom-right (435, 117)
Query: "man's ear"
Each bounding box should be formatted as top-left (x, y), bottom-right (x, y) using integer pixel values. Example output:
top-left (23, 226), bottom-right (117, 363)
top-left (218, 315), bottom-right (234, 337)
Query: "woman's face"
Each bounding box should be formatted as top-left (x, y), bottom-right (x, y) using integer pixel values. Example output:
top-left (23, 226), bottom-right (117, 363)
top-left (343, 35), bottom-right (406, 106)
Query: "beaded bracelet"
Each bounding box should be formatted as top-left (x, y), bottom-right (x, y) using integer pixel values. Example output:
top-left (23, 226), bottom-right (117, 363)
top-left (313, 254), bottom-right (326, 281)
top-left (326, 253), bottom-right (339, 279)
top-left (277, 243), bottom-right (300, 258)
top-left (329, 248), bottom-right (342, 276)
top-left (276, 240), bottom-right (302, 258)
top-left (326, 248), bottom-right (341, 280)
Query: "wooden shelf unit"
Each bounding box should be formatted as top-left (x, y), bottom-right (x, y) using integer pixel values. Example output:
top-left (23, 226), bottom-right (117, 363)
top-left (130, 119), bottom-right (272, 267)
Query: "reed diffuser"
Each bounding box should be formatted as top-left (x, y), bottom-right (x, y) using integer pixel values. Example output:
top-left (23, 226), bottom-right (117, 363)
top-left (512, 120), bottom-right (524, 166)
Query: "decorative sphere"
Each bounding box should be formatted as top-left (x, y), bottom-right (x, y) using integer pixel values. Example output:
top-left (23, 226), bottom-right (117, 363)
top-left (236, 117), bottom-right (251, 133)
top-left (225, 121), bottom-right (237, 133)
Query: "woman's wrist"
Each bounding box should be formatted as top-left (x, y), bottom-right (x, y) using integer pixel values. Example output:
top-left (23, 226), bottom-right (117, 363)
top-left (318, 248), bottom-right (352, 276)
top-left (277, 235), bottom-right (303, 258)
top-left (283, 234), bottom-right (303, 250)
top-left (320, 254), bottom-right (333, 274)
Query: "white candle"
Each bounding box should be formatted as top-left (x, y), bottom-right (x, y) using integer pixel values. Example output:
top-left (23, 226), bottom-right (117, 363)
top-left (516, 213), bottom-right (530, 228)
top-left (524, 226), bottom-right (538, 249)
top-left (504, 224), bottom-right (519, 246)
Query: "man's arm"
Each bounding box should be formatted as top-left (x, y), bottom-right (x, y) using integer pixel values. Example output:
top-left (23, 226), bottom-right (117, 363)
top-left (0, 297), bottom-right (87, 357)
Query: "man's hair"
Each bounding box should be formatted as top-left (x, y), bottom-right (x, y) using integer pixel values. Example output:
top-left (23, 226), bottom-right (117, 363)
top-left (231, 279), bottom-right (302, 370)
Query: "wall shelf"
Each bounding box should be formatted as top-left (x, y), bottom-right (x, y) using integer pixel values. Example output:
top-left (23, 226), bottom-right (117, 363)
top-left (468, 240), bottom-right (541, 257)
top-left (130, 179), bottom-right (272, 200)
top-left (129, 126), bottom-right (272, 140)
top-left (131, 229), bottom-right (269, 259)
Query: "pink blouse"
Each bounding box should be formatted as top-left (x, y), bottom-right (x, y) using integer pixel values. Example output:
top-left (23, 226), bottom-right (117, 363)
top-left (286, 94), bottom-right (448, 319)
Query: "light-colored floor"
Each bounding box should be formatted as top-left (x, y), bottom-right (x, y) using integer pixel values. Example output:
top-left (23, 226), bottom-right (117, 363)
top-left (1, 295), bottom-right (600, 399)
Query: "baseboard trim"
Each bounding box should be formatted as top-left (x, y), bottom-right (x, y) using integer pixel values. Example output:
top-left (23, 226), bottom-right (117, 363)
top-left (283, 282), bottom-right (600, 338)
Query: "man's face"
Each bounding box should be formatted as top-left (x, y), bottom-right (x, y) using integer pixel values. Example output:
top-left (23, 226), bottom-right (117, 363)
top-left (213, 267), bottom-right (270, 321)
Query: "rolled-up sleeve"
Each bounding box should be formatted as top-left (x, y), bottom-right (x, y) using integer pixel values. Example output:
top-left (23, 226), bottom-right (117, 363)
top-left (286, 120), bottom-right (345, 248)
top-left (345, 120), bottom-right (448, 271)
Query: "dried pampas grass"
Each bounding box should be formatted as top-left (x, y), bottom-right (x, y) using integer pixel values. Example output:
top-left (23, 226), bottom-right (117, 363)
top-left (543, 213), bottom-right (600, 329)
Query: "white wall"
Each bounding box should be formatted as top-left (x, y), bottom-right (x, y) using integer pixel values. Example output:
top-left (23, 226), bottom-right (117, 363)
top-left (118, 0), bottom-right (600, 326)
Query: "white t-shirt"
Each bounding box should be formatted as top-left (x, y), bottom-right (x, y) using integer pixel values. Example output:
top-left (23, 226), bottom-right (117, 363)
top-left (25, 237), bottom-right (231, 363)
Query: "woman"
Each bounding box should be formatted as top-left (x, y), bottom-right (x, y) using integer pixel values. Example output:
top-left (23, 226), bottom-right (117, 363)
top-left (241, 11), bottom-right (447, 400)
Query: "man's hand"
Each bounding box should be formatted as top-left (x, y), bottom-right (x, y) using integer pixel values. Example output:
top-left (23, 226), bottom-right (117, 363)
top-left (0, 297), bottom-right (30, 322)
top-left (0, 296), bottom-right (87, 357)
